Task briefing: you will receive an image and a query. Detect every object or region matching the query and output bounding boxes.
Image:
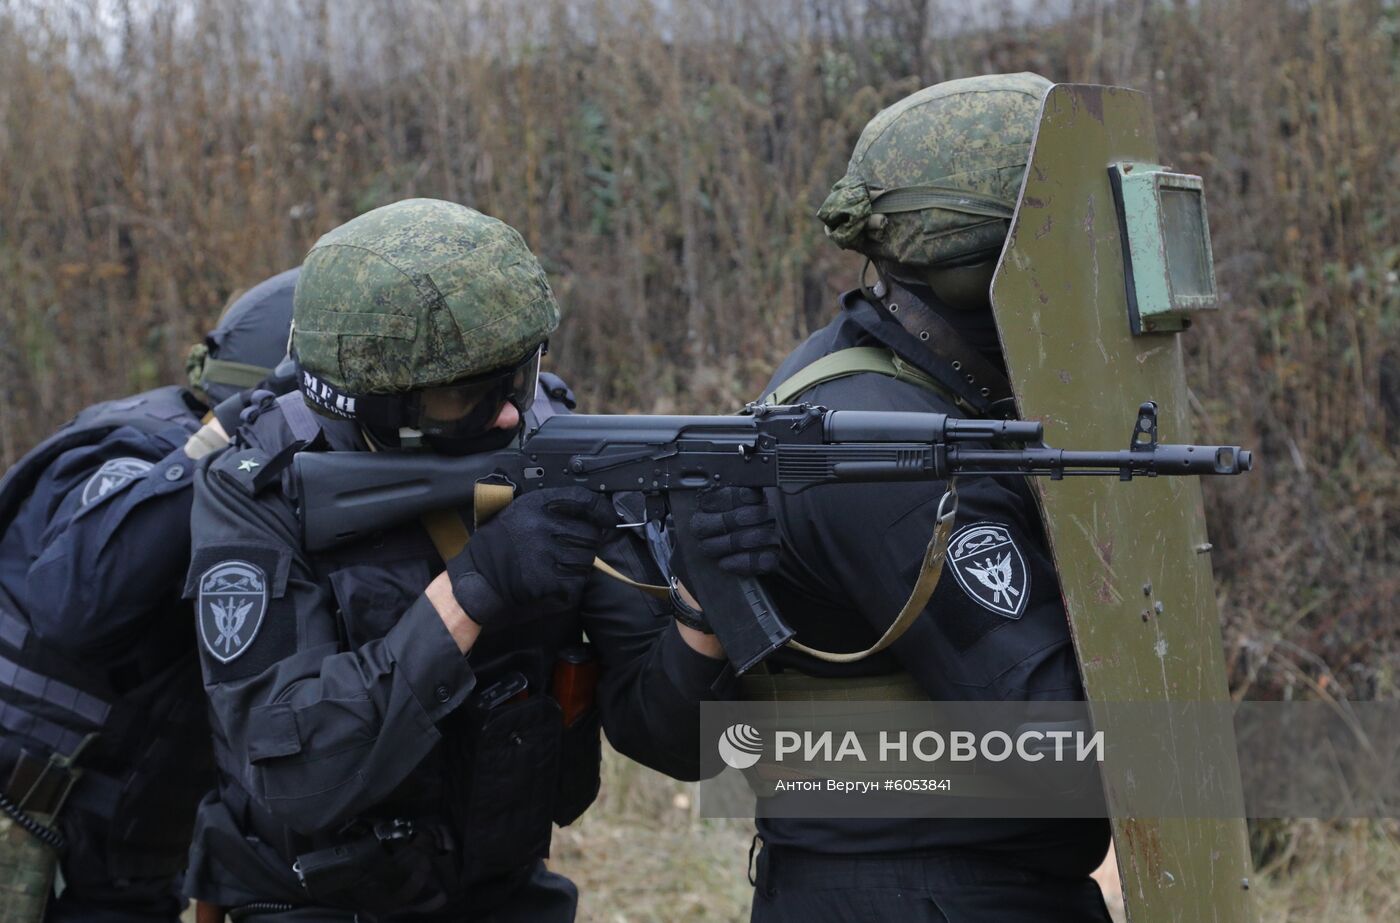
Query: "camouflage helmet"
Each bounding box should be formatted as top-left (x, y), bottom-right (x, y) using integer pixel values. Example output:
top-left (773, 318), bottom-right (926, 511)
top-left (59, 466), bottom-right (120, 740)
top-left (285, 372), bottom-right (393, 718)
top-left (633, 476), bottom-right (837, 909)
top-left (817, 73), bottom-right (1052, 269)
top-left (292, 198), bottom-right (559, 396)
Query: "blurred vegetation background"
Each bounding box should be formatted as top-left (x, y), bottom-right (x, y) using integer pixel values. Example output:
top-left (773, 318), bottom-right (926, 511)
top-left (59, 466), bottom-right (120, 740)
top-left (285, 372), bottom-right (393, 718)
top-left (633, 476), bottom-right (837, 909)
top-left (1, 0), bottom-right (1397, 919)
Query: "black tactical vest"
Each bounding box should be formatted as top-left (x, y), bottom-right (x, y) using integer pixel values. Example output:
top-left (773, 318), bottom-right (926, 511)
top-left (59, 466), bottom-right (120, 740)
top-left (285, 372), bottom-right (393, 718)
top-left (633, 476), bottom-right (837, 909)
top-left (0, 386), bottom-right (200, 526)
top-left (223, 377), bottom-right (606, 914)
top-left (0, 385), bottom-right (216, 887)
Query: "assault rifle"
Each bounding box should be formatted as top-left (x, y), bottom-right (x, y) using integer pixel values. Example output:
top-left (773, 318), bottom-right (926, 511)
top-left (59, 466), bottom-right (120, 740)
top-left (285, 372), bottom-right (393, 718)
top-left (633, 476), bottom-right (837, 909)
top-left (294, 401), bottom-right (1251, 674)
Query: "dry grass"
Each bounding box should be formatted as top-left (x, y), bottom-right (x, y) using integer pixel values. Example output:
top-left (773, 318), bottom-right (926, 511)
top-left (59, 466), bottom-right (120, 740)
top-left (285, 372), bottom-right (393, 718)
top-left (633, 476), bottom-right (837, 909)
top-left (6, 0), bottom-right (1398, 917)
top-left (2, 0), bottom-right (1394, 697)
top-left (551, 750), bottom-right (755, 922)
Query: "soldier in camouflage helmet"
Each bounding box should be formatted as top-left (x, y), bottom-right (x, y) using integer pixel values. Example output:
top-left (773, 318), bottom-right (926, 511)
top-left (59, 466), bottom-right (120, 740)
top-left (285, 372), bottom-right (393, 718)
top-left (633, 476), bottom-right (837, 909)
top-left (292, 199), bottom-right (559, 453)
top-left (817, 72), bottom-right (1050, 313)
top-left (183, 199), bottom-right (741, 921)
top-left (743, 77), bottom-right (1114, 922)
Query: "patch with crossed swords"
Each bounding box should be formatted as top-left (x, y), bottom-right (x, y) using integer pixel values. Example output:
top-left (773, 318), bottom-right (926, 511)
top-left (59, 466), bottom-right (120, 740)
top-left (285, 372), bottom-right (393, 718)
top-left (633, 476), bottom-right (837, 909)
top-left (197, 560), bottom-right (268, 663)
top-left (947, 522), bottom-right (1030, 619)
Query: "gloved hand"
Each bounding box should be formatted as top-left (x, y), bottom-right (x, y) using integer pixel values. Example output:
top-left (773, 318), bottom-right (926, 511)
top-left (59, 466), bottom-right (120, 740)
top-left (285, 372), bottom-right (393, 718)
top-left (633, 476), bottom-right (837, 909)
top-left (446, 488), bottom-right (616, 626)
top-left (684, 486), bottom-right (781, 578)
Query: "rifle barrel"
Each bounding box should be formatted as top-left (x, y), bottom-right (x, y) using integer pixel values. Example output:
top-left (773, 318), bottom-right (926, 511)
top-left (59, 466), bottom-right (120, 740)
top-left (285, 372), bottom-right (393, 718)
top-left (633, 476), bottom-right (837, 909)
top-left (949, 444), bottom-right (1251, 476)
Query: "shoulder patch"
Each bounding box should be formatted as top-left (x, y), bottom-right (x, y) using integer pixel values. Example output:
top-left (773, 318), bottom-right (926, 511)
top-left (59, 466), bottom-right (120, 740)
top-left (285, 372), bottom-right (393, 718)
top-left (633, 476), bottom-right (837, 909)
top-left (80, 457), bottom-right (153, 506)
top-left (213, 448), bottom-right (272, 494)
top-left (947, 521), bottom-right (1030, 619)
top-left (212, 441), bottom-right (304, 496)
top-left (198, 560), bottom-right (269, 663)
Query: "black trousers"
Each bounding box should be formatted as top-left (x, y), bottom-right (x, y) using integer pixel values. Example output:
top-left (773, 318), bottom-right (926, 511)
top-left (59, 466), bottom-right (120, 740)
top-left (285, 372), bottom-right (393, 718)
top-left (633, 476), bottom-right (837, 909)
top-left (230, 861), bottom-right (577, 923)
top-left (46, 889), bottom-right (183, 923)
top-left (749, 842), bottom-right (1113, 923)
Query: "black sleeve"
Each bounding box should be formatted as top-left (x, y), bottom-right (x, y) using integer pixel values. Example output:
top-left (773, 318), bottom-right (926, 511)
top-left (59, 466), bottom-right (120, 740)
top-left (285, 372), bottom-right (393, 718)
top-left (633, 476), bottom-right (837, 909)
top-left (583, 534), bottom-right (731, 781)
top-left (187, 447), bottom-right (477, 835)
top-left (774, 373), bottom-right (1083, 701)
top-left (23, 426), bottom-right (192, 657)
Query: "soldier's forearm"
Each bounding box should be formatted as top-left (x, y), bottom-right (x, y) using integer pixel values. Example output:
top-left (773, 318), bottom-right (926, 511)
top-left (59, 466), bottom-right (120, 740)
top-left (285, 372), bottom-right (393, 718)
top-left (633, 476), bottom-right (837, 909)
top-left (425, 570), bottom-right (481, 654)
top-left (677, 622), bottom-right (724, 659)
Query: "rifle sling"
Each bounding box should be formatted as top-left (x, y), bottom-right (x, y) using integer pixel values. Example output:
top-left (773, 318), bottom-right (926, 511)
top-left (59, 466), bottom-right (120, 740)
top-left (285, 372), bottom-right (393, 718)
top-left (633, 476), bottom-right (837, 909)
top-left (761, 344), bottom-right (972, 664)
top-left (784, 483), bottom-right (957, 664)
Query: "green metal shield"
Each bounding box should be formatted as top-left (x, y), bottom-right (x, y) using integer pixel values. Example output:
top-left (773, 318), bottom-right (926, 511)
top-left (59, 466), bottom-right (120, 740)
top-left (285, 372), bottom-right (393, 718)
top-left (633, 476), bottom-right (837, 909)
top-left (989, 84), bottom-right (1254, 922)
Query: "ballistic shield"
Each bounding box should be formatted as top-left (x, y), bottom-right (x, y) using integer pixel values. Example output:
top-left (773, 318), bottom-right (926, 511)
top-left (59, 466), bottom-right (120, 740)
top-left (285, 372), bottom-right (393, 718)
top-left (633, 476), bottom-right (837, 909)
top-left (989, 84), bottom-right (1254, 922)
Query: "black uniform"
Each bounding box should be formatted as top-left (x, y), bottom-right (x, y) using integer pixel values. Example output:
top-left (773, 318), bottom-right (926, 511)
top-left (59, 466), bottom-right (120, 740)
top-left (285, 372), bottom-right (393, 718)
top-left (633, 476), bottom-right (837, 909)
top-left (748, 291), bottom-right (1112, 923)
top-left (184, 390), bottom-right (729, 919)
top-left (0, 268), bottom-right (297, 922)
top-left (0, 386), bottom-right (215, 922)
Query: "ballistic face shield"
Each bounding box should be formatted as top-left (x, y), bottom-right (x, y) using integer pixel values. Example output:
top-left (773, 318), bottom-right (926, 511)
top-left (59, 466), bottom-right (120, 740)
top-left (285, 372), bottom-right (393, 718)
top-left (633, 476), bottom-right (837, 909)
top-left (989, 84), bottom-right (1254, 923)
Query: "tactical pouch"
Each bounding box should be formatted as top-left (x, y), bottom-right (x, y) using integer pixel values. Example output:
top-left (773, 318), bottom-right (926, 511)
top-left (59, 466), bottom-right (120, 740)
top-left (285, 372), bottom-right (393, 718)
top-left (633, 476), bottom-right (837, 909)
top-left (550, 645), bottom-right (601, 827)
top-left (460, 693), bottom-right (561, 875)
top-left (552, 705), bottom-right (600, 827)
top-left (291, 818), bottom-right (439, 914)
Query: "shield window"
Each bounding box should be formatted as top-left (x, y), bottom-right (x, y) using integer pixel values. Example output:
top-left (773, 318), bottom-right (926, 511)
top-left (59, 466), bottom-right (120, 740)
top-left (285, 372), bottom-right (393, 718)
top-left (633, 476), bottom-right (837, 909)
top-left (1109, 163), bottom-right (1219, 334)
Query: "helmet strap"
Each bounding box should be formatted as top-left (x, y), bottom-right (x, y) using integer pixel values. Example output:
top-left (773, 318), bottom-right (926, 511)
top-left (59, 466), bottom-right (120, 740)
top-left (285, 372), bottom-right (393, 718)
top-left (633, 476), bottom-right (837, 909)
top-left (858, 258), bottom-right (876, 299)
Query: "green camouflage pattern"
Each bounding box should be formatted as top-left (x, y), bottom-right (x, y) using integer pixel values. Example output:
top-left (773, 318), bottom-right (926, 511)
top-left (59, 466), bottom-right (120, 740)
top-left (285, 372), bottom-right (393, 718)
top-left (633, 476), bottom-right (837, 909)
top-left (293, 198), bottom-right (559, 394)
top-left (0, 812), bottom-right (56, 923)
top-left (990, 84), bottom-right (1254, 923)
top-left (818, 73), bottom-right (1051, 268)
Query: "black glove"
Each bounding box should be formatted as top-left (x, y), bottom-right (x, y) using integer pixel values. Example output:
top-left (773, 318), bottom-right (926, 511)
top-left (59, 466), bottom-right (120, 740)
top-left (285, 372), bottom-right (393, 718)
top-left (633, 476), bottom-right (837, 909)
top-left (446, 488), bottom-right (615, 626)
top-left (685, 486), bottom-right (781, 578)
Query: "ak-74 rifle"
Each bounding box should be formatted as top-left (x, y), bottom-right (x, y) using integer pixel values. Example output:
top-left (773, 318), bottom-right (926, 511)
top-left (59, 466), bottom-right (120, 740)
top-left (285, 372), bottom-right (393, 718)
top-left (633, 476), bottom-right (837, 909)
top-left (294, 401), bottom-right (1251, 674)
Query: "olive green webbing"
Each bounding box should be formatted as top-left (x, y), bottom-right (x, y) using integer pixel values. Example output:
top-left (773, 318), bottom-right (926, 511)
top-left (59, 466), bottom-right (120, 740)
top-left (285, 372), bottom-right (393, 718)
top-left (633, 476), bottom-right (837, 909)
top-left (739, 666), bottom-right (926, 702)
top-left (764, 346), bottom-right (954, 406)
top-left (198, 358), bottom-right (271, 390)
top-left (420, 509), bottom-right (472, 561)
top-left (182, 415), bottom-right (231, 461)
top-left (763, 348), bottom-right (962, 666)
top-left (591, 558), bottom-right (671, 599)
top-left (869, 185), bottom-right (1016, 219)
